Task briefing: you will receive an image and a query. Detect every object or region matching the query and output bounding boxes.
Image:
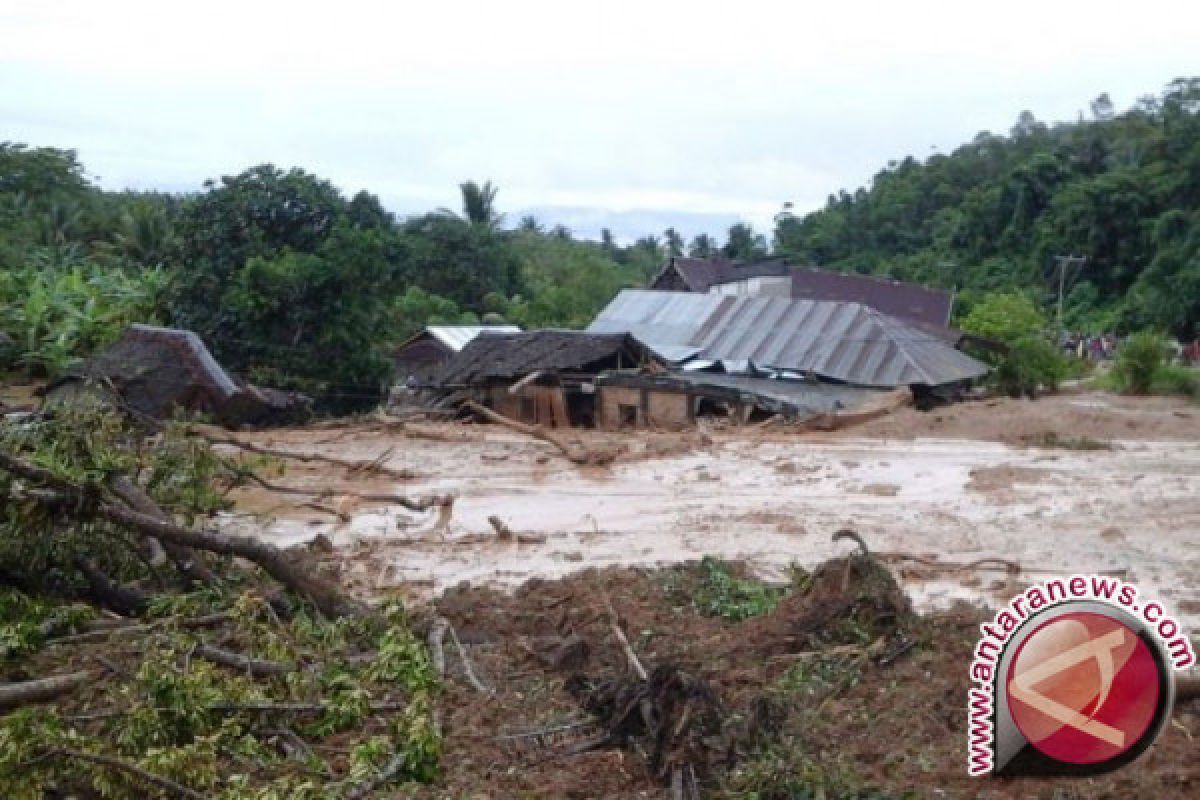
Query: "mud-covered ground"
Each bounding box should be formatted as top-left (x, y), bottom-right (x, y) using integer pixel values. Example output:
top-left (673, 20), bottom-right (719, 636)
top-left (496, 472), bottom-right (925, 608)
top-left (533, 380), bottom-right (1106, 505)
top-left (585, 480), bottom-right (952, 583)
top-left (221, 392), bottom-right (1200, 635)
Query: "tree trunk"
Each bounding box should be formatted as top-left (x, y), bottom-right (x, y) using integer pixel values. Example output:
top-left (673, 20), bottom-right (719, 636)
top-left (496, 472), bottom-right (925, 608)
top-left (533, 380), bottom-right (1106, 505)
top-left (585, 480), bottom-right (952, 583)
top-left (0, 670), bottom-right (97, 711)
top-left (108, 476), bottom-right (217, 585)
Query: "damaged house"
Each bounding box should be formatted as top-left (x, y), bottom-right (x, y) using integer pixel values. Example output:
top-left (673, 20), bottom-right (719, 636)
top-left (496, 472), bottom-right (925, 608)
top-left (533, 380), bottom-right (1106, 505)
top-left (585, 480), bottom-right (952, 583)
top-left (42, 324), bottom-right (312, 427)
top-left (431, 288), bottom-right (988, 430)
top-left (585, 289), bottom-right (989, 423)
top-left (433, 329), bottom-right (664, 428)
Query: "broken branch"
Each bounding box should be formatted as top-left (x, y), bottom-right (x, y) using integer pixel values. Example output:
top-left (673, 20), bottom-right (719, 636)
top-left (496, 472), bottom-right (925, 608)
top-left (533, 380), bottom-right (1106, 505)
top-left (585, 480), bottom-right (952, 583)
top-left (605, 602), bottom-right (648, 682)
top-left (193, 643), bottom-right (298, 677)
top-left (192, 428), bottom-right (419, 480)
top-left (48, 749), bottom-right (207, 800)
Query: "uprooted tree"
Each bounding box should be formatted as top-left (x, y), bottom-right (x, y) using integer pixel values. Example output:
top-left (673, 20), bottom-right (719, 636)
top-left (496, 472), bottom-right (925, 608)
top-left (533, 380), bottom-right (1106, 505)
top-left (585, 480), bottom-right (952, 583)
top-left (0, 408), bottom-right (446, 798)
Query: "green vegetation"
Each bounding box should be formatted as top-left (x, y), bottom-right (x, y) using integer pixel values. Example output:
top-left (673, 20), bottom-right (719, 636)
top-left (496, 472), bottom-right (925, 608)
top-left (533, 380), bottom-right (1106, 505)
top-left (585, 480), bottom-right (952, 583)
top-left (3, 76), bottom-right (1198, 405)
top-left (1113, 330), bottom-right (1169, 393)
top-left (774, 78), bottom-right (1200, 340)
top-left (959, 291), bottom-right (1070, 396)
top-left (0, 408), bottom-right (441, 797)
top-left (1095, 330), bottom-right (1200, 398)
top-left (0, 145), bottom-right (665, 405)
top-left (688, 557), bottom-right (789, 622)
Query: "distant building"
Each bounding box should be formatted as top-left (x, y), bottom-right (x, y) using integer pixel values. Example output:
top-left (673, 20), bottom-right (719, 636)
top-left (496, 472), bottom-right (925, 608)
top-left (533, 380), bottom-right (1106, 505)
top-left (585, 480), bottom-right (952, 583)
top-left (393, 325), bottom-right (521, 384)
top-left (649, 257), bottom-right (954, 329)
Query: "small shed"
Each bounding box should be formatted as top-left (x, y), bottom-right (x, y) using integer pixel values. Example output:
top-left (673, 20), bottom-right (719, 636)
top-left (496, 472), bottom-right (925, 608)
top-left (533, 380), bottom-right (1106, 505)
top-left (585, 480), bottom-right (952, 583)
top-left (393, 325), bottom-right (520, 384)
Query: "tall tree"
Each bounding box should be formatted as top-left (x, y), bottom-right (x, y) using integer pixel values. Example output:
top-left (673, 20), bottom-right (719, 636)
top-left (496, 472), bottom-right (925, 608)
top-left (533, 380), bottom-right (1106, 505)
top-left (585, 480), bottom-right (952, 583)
top-left (687, 233), bottom-right (717, 258)
top-left (454, 180), bottom-right (502, 229)
top-left (663, 227), bottom-right (684, 257)
top-left (721, 223), bottom-right (768, 261)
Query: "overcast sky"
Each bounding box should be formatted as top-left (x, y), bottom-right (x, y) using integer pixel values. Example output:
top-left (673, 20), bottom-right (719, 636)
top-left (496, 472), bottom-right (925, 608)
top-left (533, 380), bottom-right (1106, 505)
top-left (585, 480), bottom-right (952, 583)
top-left (3, 0), bottom-right (1198, 241)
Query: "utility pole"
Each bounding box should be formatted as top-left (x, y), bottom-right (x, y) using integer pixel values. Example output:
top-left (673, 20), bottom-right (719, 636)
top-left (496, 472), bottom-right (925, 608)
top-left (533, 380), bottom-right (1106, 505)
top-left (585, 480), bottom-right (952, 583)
top-left (1052, 255), bottom-right (1087, 327)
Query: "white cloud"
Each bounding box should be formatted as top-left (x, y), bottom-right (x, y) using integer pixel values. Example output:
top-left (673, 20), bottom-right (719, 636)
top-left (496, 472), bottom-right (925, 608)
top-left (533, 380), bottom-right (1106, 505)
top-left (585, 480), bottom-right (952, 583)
top-left (3, 0), bottom-right (1198, 239)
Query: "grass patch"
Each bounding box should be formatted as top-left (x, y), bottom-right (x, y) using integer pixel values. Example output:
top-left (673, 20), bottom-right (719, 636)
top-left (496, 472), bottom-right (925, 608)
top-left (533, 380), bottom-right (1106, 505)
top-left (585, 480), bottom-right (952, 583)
top-left (683, 557), bottom-right (791, 622)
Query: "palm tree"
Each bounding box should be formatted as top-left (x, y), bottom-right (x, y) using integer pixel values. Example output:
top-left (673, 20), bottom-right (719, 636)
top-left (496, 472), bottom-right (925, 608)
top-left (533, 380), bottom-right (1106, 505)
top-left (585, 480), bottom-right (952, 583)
top-left (442, 180), bottom-right (502, 229)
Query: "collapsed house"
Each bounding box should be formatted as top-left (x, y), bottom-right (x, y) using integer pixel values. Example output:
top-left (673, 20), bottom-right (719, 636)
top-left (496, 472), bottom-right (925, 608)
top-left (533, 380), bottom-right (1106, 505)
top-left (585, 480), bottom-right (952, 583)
top-left (393, 324), bottom-right (521, 384)
top-left (432, 329), bottom-right (664, 427)
top-left (42, 324), bottom-right (312, 427)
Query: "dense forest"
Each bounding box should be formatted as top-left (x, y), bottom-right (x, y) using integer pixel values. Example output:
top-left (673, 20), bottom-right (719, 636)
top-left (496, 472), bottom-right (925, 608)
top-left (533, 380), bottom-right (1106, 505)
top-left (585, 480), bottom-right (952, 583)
top-left (774, 77), bottom-right (1200, 337)
top-left (1, 77), bottom-right (1197, 404)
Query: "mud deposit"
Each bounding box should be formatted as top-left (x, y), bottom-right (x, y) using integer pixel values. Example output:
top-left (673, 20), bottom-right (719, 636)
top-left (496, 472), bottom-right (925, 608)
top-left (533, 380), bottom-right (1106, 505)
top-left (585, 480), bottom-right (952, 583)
top-left (222, 392), bottom-right (1200, 633)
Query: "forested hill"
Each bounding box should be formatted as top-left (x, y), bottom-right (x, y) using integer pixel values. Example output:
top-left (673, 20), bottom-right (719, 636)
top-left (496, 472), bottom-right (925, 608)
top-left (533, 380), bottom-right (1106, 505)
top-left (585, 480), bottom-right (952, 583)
top-left (773, 78), bottom-right (1200, 337)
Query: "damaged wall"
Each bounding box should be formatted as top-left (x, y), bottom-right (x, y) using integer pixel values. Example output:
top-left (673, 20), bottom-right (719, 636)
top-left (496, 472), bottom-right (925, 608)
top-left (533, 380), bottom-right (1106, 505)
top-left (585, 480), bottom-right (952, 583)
top-left (486, 384), bottom-right (571, 428)
top-left (596, 385), bottom-right (693, 430)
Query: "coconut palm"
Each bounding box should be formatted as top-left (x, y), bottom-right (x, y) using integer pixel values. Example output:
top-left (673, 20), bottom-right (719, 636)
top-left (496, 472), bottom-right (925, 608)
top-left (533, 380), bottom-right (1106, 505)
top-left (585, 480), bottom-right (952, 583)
top-left (439, 180), bottom-right (502, 229)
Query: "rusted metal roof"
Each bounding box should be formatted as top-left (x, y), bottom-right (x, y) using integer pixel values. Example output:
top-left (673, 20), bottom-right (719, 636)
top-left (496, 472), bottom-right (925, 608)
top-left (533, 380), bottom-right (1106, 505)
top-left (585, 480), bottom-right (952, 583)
top-left (587, 290), bottom-right (987, 388)
top-left (434, 330), bottom-right (662, 386)
top-left (649, 258), bottom-right (954, 328)
top-left (788, 268), bottom-right (953, 327)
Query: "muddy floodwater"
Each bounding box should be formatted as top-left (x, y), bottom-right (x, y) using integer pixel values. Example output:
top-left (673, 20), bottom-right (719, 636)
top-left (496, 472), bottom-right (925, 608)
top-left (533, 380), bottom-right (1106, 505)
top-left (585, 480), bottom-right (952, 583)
top-left (220, 393), bottom-right (1200, 634)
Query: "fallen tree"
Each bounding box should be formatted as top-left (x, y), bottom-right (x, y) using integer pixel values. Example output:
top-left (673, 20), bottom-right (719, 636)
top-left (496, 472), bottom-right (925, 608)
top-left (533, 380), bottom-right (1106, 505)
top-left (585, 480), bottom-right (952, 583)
top-left (0, 448), bottom-right (365, 619)
top-left (0, 409), bottom-right (445, 797)
top-left (463, 400), bottom-right (622, 466)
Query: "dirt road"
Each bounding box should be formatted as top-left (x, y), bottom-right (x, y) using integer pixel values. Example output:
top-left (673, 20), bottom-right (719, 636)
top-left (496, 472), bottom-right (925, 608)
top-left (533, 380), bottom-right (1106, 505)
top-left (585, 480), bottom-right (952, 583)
top-left (223, 392), bottom-right (1200, 630)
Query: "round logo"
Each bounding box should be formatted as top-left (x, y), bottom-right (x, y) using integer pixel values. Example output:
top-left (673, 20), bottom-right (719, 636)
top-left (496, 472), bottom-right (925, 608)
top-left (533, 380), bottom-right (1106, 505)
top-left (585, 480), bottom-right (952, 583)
top-left (1006, 611), bottom-right (1162, 766)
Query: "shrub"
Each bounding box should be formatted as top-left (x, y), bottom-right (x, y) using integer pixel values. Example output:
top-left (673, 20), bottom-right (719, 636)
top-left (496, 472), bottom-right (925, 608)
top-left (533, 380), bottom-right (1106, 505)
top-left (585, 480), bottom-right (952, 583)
top-left (960, 292), bottom-right (1067, 398)
top-left (1151, 364), bottom-right (1200, 398)
top-left (1114, 331), bottom-right (1168, 394)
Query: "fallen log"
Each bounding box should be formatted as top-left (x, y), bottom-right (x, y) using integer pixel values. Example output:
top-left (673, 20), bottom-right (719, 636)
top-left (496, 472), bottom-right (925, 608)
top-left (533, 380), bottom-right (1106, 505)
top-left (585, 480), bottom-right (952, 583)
top-left (75, 558), bottom-right (150, 617)
top-left (238, 471), bottom-right (452, 514)
top-left (487, 515), bottom-right (548, 545)
top-left (0, 450), bottom-right (366, 619)
top-left (0, 670), bottom-right (97, 711)
top-left (464, 401), bottom-right (602, 465)
top-left (191, 428), bottom-right (419, 480)
top-left (194, 643), bottom-right (297, 677)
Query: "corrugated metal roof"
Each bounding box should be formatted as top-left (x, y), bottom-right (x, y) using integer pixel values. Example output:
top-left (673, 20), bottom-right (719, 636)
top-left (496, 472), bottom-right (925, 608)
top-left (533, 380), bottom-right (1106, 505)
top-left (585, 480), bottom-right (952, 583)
top-left (587, 290), bottom-right (988, 388)
top-left (425, 325), bottom-right (521, 352)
